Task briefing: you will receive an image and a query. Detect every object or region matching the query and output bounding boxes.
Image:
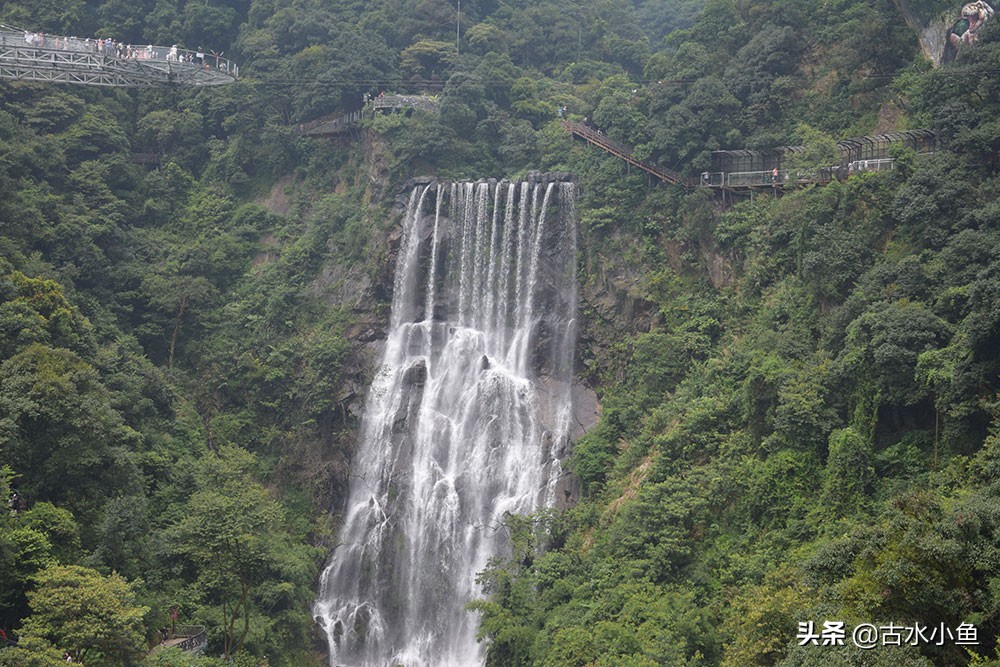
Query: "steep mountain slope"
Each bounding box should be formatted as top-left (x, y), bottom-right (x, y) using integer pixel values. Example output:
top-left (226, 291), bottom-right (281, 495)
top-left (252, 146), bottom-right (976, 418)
top-left (1, 0), bottom-right (1000, 665)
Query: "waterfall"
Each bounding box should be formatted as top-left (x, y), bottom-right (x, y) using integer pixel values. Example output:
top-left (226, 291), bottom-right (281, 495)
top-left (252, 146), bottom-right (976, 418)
top-left (314, 178), bottom-right (578, 667)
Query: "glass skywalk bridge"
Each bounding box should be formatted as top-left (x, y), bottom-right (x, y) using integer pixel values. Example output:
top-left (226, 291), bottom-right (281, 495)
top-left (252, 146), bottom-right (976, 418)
top-left (0, 26), bottom-right (237, 87)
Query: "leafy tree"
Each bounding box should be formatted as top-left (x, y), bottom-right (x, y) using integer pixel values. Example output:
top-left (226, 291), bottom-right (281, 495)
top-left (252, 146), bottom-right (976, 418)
top-left (141, 647), bottom-right (225, 666)
top-left (17, 502), bottom-right (80, 566)
top-left (60, 111), bottom-right (129, 165)
top-left (840, 300), bottom-right (953, 408)
top-left (723, 24), bottom-right (801, 127)
top-left (722, 573), bottom-right (813, 667)
top-left (0, 468), bottom-right (56, 633)
top-left (13, 91), bottom-right (85, 136)
top-left (91, 494), bottom-right (151, 581)
top-left (785, 124), bottom-right (839, 182)
top-left (466, 23), bottom-right (507, 55)
top-left (135, 110), bottom-right (209, 174)
top-left (168, 445), bottom-right (320, 661)
top-left (15, 565), bottom-right (147, 666)
top-left (140, 264), bottom-right (219, 369)
top-left (0, 344), bottom-right (142, 530)
top-left (181, 1), bottom-right (239, 49)
top-left (0, 634), bottom-right (66, 667)
top-left (0, 0), bottom-right (88, 33)
top-left (819, 427), bottom-right (874, 515)
top-left (591, 77), bottom-right (647, 147)
top-left (646, 76), bottom-right (742, 170)
top-left (400, 39), bottom-right (456, 81)
top-left (0, 271), bottom-right (93, 362)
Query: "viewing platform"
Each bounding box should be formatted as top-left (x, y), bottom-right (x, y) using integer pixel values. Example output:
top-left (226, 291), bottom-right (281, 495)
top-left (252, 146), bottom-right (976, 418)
top-left (295, 94), bottom-right (441, 138)
top-left (150, 625), bottom-right (207, 655)
top-left (0, 25), bottom-right (237, 88)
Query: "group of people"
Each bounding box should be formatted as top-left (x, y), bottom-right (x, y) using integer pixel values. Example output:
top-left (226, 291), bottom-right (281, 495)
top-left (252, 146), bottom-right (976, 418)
top-left (15, 30), bottom-right (128, 56)
top-left (7, 28), bottom-right (222, 70)
top-left (85, 37), bottom-right (161, 61)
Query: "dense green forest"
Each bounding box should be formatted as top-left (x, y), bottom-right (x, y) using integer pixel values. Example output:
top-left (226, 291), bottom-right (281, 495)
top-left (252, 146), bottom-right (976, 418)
top-left (1, 0), bottom-right (1000, 664)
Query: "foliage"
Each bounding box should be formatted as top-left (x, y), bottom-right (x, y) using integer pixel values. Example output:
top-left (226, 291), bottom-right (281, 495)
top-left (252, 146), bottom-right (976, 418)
top-left (167, 445), bottom-right (321, 661)
top-left (1, 0), bottom-right (1000, 665)
top-left (0, 344), bottom-right (143, 529)
top-left (15, 565), bottom-right (147, 666)
top-left (466, 22), bottom-right (1000, 667)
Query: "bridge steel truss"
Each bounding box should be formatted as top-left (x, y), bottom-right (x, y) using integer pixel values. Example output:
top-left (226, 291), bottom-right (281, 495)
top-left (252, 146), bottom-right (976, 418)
top-left (0, 34), bottom-right (236, 88)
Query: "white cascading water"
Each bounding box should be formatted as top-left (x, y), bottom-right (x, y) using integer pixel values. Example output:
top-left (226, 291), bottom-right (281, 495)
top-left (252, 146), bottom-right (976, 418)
top-left (314, 178), bottom-right (577, 667)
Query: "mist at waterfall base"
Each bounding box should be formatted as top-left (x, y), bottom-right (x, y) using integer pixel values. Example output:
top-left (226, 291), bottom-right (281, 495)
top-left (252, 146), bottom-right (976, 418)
top-left (314, 178), bottom-right (578, 667)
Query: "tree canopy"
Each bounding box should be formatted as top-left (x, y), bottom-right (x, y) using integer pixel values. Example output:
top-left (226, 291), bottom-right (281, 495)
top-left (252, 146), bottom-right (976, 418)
top-left (1, 0), bottom-right (1000, 665)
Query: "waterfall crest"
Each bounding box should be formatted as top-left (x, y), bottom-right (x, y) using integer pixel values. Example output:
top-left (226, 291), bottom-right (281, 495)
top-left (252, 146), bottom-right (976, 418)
top-left (315, 178), bottom-right (578, 667)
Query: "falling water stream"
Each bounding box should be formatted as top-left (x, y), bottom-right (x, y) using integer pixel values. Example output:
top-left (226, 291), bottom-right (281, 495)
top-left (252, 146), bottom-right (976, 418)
top-left (314, 178), bottom-right (577, 667)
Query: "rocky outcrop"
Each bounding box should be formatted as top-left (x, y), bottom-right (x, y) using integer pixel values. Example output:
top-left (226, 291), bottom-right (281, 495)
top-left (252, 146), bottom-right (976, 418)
top-left (256, 174), bottom-right (295, 216)
top-left (362, 130), bottom-right (393, 201)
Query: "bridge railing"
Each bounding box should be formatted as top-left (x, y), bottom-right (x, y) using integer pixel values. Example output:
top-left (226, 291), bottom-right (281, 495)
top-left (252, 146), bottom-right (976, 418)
top-left (0, 27), bottom-right (237, 78)
top-left (563, 120), bottom-right (690, 187)
top-left (700, 172), bottom-right (725, 187)
top-left (296, 108), bottom-right (367, 135)
top-left (725, 170), bottom-right (790, 187)
top-left (847, 158), bottom-right (895, 174)
top-left (712, 165), bottom-right (852, 188)
top-left (176, 628), bottom-right (207, 653)
top-left (168, 625), bottom-right (207, 653)
top-left (371, 94), bottom-right (440, 114)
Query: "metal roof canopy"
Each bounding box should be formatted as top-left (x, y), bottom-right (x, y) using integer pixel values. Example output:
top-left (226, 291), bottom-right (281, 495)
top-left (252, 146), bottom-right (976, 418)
top-left (711, 145), bottom-right (804, 172)
top-left (713, 130), bottom-right (935, 172)
top-left (838, 130), bottom-right (935, 162)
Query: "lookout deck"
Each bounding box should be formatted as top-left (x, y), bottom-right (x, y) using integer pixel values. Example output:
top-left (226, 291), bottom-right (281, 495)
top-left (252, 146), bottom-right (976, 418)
top-left (0, 26), bottom-right (237, 87)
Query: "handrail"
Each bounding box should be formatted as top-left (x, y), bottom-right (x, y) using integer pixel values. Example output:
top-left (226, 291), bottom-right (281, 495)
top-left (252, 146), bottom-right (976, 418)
top-left (296, 109), bottom-right (367, 135)
top-left (153, 625), bottom-right (207, 654)
top-left (565, 121), bottom-right (928, 192)
top-left (176, 629), bottom-right (206, 652)
top-left (562, 121), bottom-right (692, 187)
top-left (0, 25), bottom-right (237, 87)
top-left (371, 94), bottom-right (440, 114)
top-left (1, 28), bottom-right (236, 76)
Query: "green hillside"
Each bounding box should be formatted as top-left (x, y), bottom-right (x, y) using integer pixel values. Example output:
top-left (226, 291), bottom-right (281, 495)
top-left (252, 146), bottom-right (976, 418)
top-left (1, 0), bottom-right (1000, 665)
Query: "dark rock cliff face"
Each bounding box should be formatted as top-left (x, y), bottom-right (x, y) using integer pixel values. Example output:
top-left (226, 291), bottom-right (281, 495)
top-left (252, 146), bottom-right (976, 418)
top-left (576, 249), bottom-right (660, 384)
